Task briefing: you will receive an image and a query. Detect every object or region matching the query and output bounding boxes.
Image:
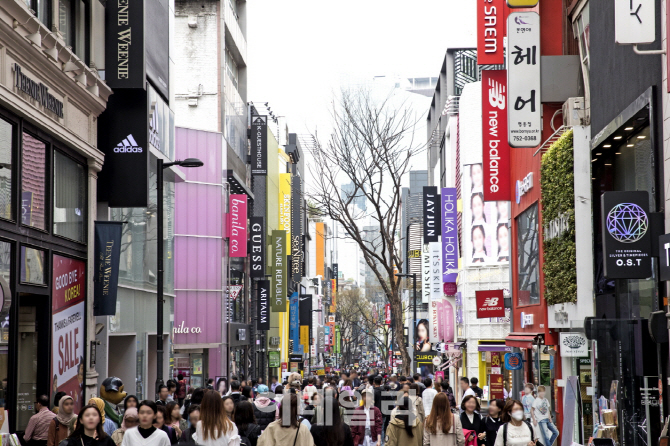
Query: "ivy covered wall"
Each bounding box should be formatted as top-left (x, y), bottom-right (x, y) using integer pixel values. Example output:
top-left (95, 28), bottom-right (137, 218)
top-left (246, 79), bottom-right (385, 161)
top-left (540, 130), bottom-right (577, 305)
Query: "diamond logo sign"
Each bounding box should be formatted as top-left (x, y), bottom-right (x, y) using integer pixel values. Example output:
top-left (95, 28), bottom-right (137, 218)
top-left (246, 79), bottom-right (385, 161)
top-left (606, 203), bottom-right (648, 243)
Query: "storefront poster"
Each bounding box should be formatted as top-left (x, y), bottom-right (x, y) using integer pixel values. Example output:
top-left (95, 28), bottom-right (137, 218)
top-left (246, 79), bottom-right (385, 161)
top-left (268, 352), bottom-right (280, 368)
top-left (51, 255), bottom-right (86, 413)
top-left (441, 188), bottom-right (459, 282)
top-left (415, 319), bottom-right (432, 352)
top-left (193, 358), bottom-right (203, 374)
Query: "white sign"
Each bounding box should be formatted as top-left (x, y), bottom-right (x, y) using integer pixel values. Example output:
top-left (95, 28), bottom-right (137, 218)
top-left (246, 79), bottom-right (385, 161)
top-left (432, 356), bottom-right (442, 366)
top-left (515, 172), bottom-right (534, 204)
top-left (430, 242), bottom-right (443, 301)
top-left (615, 0), bottom-right (655, 44)
top-left (560, 332), bottom-right (588, 357)
top-left (507, 12), bottom-right (541, 148)
top-left (422, 247), bottom-right (431, 304)
top-left (520, 312), bottom-right (534, 328)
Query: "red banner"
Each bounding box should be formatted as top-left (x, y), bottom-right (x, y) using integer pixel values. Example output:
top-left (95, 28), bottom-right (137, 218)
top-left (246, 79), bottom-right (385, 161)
top-left (229, 194), bottom-right (247, 257)
top-left (385, 304), bottom-right (391, 325)
top-left (476, 290), bottom-right (505, 318)
top-left (489, 374), bottom-right (505, 399)
top-left (477, 0), bottom-right (505, 65)
top-left (482, 70), bottom-right (510, 202)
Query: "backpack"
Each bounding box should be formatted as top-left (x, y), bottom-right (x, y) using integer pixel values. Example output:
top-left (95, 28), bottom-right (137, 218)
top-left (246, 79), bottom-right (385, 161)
top-left (502, 420), bottom-right (544, 446)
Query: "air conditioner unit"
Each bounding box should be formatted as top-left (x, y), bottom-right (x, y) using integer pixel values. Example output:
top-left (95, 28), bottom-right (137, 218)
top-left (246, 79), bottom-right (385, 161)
top-left (562, 97), bottom-right (586, 127)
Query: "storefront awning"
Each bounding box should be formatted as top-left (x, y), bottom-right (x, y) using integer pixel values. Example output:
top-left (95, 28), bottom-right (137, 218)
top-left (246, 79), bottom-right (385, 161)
top-left (478, 344), bottom-right (512, 352)
top-left (505, 332), bottom-right (544, 349)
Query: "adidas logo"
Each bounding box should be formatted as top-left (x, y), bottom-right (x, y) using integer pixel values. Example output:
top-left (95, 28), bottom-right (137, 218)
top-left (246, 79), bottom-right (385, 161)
top-left (114, 134), bottom-right (143, 153)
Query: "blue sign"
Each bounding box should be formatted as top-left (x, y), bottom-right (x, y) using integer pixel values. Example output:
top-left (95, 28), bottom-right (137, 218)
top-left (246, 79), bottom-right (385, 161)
top-left (504, 352), bottom-right (523, 370)
top-left (289, 292), bottom-right (300, 353)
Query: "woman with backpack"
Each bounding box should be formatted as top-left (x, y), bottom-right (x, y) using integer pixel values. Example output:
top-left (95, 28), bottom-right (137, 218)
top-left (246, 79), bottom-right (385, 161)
top-left (310, 396), bottom-right (354, 446)
top-left (233, 402), bottom-right (261, 446)
top-left (257, 395), bottom-right (314, 446)
top-left (493, 400), bottom-right (538, 446)
top-left (423, 393), bottom-right (465, 446)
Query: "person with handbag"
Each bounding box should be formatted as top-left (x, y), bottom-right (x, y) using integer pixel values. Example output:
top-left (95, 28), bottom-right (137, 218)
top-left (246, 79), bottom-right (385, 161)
top-left (459, 396), bottom-right (484, 446)
top-left (257, 395), bottom-right (314, 446)
top-left (493, 400), bottom-right (538, 446)
top-left (423, 393), bottom-right (465, 446)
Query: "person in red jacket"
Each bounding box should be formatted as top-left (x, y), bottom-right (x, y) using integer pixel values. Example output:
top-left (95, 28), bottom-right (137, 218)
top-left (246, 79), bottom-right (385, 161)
top-left (350, 389), bottom-right (383, 446)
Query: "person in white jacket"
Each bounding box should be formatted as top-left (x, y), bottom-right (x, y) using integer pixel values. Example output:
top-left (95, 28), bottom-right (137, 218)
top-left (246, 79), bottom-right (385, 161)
top-left (121, 401), bottom-right (171, 446)
top-left (194, 391), bottom-right (240, 446)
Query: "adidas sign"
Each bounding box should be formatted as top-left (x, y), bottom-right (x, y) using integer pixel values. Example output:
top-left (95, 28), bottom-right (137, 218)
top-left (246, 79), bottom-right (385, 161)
top-left (114, 134), bottom-right (143, 153)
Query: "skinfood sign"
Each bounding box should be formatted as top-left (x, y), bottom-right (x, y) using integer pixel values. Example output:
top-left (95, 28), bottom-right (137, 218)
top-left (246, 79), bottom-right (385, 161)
top-left (13, 64), bottom-right (64, 118)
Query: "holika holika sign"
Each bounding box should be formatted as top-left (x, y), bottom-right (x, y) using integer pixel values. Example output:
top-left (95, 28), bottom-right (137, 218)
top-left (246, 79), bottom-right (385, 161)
top-left (13, 64), bottom-right (64, 118)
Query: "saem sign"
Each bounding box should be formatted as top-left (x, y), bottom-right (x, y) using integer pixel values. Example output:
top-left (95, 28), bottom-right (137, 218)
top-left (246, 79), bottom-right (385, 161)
top-left (477, 0), bottom-right (505, 65)
top-left (476, 290), bottom-right (505, 318)
top-left (229, 194), bottom-right (247, 257)
top-left (481, 70), bottom-right (510, 202)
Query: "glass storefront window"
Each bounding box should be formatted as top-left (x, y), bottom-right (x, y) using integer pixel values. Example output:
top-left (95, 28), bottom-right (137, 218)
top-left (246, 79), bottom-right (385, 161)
top-left (53, 151), bottom-right (86, 242)
top-left (0, 241), bottom-right (11, 409)
top-left (20, 246), bottom-right (45, 285)
top-left (21, 132), bottom-right (46, 231)
top-left (0, 118), bottom-right (13, 222)
top-left (516, 203), bottom-right (540, 305)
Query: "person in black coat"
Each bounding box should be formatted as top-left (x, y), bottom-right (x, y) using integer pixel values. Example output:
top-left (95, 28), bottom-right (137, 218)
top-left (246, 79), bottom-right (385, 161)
top-left (233, 402), bottom-right (261, 446)
top-left (252, 395), bottom-right (276, 432)
top-left (460, 395), bottom-right (485, 446)
top-left (483, 399), bottom-right (505, 446)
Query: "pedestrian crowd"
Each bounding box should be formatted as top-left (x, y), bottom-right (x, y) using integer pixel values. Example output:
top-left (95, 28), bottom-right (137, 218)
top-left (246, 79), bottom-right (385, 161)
top-left (22, 372), bottom-right (558, 446)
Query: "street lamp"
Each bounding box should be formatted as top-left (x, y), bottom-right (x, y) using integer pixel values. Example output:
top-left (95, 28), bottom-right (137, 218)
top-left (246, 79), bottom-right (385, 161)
top-left (156, 158), bottom-right (204, 394)
top-left (395, 273), bottom-right (417, 372)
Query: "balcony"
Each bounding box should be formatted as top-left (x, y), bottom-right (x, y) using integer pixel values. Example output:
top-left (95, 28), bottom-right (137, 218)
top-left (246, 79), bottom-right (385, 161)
top-left (224, 0), bottom-right (247, 67)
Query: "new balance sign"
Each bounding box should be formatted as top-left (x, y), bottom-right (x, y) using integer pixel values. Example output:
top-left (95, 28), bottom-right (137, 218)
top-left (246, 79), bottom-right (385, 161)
top-left (476, 290), bottom-right (505, 318)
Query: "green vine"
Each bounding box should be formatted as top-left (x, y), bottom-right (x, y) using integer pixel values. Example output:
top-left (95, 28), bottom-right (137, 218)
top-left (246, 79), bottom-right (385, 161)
top-left (540, 129), bottom-right (576, 305)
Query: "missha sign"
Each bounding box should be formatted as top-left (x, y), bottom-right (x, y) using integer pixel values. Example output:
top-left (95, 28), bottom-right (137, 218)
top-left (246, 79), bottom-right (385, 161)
top-left (13, 64), bottom-right (64, 118)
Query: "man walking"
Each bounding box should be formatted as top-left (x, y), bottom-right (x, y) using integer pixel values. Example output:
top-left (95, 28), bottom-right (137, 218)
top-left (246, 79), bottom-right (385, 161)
top-left (24, 395), bottom-right (56, 446)
top-left (459, 377), bottom-right (476, 409)
top-left (413, 374), bottom-right (426, 394)
top-left (422, 378), bottom-right (437, 416)
top-left (156, 385), bottom-right (169, 406)
top-left (470, 377), bottom-right (483, 398)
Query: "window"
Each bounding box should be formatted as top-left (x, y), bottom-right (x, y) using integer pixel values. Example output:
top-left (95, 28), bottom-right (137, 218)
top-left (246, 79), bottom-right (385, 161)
top-left (24, 0), bottom-right (51, 29)
top-left (58, 0), bottom-right (87, 61)
top-left (572, 1), bottom-right (590, 99)
top-left (53, 151), bottom-right (86, 242)
top-left (20, 245), bottom-right (45, 285)
top-left (225, 50), bottom-right (239, 90)
top-left (21, 132), bottom-right (46, 231)
top-left (0, 118), bottom-right (13, 222)
top-left (516, 203), bottom-right (540, 305)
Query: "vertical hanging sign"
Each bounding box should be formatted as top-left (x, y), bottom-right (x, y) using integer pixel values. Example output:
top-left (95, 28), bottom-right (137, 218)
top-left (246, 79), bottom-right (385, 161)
top-left (422, 248), bottom-right (431, 304)
top-left (251, 116), bottom-right (268, 175)
top-left (482, 70), bottom-right (511, 201)
top-left (290, 292), bottom-right (300, 352)
top-left (229, 194), bottom-right (247, 257)
top-left (291, 176), bottom-right (303, 281)
top-left (430, 242), bottom-right (443, 301)
top-left (250, 217), bottom-right (265, 278)
top-left (257, 280), bottom-right (270, 330)
top-left (271, 230), bottom-right (287, 312)
top-left (507, 12), bottom-right (541, 148)
top-left (423, 186), bottom-right (440, 243)
top-left (441, 188), bottom-right (459, 282)
top-left (477, 0), bottom-right (505, 65)
top-left (279, 173), bottom-right (292, 255)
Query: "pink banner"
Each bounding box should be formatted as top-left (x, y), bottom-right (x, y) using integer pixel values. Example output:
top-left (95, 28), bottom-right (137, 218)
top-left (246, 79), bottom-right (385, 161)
top-left (436, 299), bottom-right (445, 342)
top-left (229, 194), bottom-right (247, 257)
top-left (431, 301), bottom-right (440, 342)
top-left (443, 299), bottom-right (455, 343)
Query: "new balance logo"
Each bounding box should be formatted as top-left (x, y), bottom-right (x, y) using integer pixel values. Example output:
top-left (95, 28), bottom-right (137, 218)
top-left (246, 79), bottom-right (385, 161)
top-left (482, 297), bottom-right (499, 307)
top-left (114, 134), bottom-right (143, 153)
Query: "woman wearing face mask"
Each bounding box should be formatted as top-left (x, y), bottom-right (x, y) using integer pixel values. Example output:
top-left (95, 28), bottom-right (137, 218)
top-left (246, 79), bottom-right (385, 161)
top-left (122, 401), bottom-right (171, 446)
top-left (112, 408), bottom-right (139, 446)
top-left (62, 404), bottom-right (116, 446)
top-left (531, 387), bottom-right (558, 446)
top-left (494, 400), bottom-right (537, 446)
top-left (483, 400), bottom-right (504, 446)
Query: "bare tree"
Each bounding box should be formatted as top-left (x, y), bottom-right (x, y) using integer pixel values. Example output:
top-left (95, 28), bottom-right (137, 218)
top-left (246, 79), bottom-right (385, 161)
top-left (309, 89), bottom-right (423, 375)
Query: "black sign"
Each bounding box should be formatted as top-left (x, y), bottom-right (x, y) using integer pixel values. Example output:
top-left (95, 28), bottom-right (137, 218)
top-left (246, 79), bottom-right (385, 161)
top-left (323, 278), bottom-right (331, 305)
top-left (423, 186), bottom-right (440, 243)
top-left (145, 0), bottom-right (169, 100)
top-left (93, 222), bottom-right (123, 316)
top-left (291, 176), bottom-right (303, 282)
top-left (251, 116), bottom-right (268, 175)
top-left (13, 64), bottom-right (64, 118)
top-left (601, 191), bottom-right (652, 279)
top-left (299, 294), bottom-right (312, 327)
top-left (257, 280), bottom-right (270, 330)
top-left (97, 90), bottom-right (150, 207)
top-left (250, 217), bottom-right (265, 278)
top-left (105, 0), bottom-right (145, 89)
top-left (333, 263), bottom-right (338, 290)
top-left (289, 354), bottom-right (302, 362)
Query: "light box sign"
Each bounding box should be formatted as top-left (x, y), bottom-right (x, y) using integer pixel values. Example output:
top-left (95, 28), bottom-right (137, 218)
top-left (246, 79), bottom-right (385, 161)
top-left (251, 116), bottom-right (268, 175)
top-left (441, 188), bottom-right (458, 282)
top-left (430, 242), bottom-right (442, 301)
top-left (507, 12), bottom-right (541, 148)
top-left (272, 230), bottom-right (287, 312)
top-left (601, 191), bottom-right (652, 279)
top-left (482, 70), bottom-right (511, 202)
top-left (257, 280), bottom-right (270, 331)
top-left (229, 194), bottom-right (247, 257)
top-left (615, 0), bottom-right (655, 45)
top-left (560, 332), bottom-right (588, 357)
top-left (477, 0), bottom-right (505, 65)
top-left (423, 186), bottom-right (440, 243)
top-left (659, 233), bottom-right (670, 281)
top-left (476, 290), bottom-right (505, 318)
top-left (104, 0), bottom-right (145, 89)
top-left (250, 217), bottom-right (265, 277)
top-left (422, 248), bottom-right (431, 304)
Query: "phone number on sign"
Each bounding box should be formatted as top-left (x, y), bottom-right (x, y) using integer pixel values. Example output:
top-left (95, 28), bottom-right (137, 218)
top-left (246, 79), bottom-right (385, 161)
top-left (512, 135), bottom-right (538, 142)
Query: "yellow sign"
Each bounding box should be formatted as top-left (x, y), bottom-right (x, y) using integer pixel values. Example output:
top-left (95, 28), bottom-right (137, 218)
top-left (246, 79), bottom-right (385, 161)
top-left (408, 249), bottom-right (421, 259)
top-left (506, 0), bottom-right (538, 7)
top-left (279, 173), bottom-right (292, 255)
top-left (300, 325), bottom-right (309, 351)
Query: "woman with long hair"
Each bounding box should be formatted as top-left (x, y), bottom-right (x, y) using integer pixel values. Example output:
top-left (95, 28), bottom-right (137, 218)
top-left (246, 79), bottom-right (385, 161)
top-left (310, 396), bottom-right (353, 446)
top-left (155, 406), bottom-right (178, 445)
top-left (385, 396), bottom-right (423, 446)
top-left (195, 390), bottom-right (239, 446)
top-left (258, 394), bottom-right (314, 446)
top-left (494, 400), bottom-right (537, 446)
top-left (484, 400), bottom-right (504, 446)
top-left (121, 401), bottom-right (171, 446)
top-left (61, 404), bottom-right (115, 446)
top-left (423, 393), bottom-right (464, 446)
top-left (124, 396), bottom-right (139, 414)
top-left (166, 402), bottom-right (186, 438)
top-left (233, 402), bottom-right (261, 446)
top-left (48, 396), bottom-right (77, 446)
top-left (221, 396), bottom-right (235, 421)
top-left (460, 395), bottom-right (484, 446)
top-left (111, 408), bottom-right (138, 446)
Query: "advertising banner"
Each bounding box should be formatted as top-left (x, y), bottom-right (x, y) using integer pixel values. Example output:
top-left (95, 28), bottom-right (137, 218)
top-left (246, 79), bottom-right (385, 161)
top-left (441, 188), bottom-right (458, 282)
top-left (279, 173), bottom-right (292, 255)
top-left (52, 255), bottom-right (86, 414)
top-left (300, 325), bottom-right (309, 353)
top-left (423, 186), bottom-right (440, 243)
top-left (250, 217), bottom-right (265, 277)
top-left (317, 327), bottom-right (325, 353)
top-left (430, 300), bottom-right (440, 343)
top-left (601, 191), bottom-right (651, 279)
top-left (415, 318), bottom-right (432, 352)
top-left (251, 116), bottom-right (268, 175)
top-left (443, 299), bottom-right (456, 343)
top-left (430, 242), bottom-right (442, 301)
top-left (477, 0), bottom-right (505, 65)
top-left (229, 194), bottom-right (247, 257)
top-left (463, 163), bottom-right (510, 266)
top-left (507, 12), bottom-right (541, 148)
top-left (482, 70), bottom-right (511, 202)
top-left (476, 290), bottom-right (505, 318)
top-left (299, 294), bottom-right (312, 327)
top-left (489, 374), bottom-right (505, 399)
top-left (385, 304), bottom-right (391, 325)
top-left (104, 0), bottom-right (145, 89)
top-left (291, 176), bottom-right (303, 282)
top-left (93, 221), bottom-right (123, 316)
top-left (256, 280), bottom-right (270, 331)
top-left (290, 292), bottom-right (300, 353)
top-left (422, 248), bottom-right (431, 304)
top-left (271, 230), bottom-right (287, 312)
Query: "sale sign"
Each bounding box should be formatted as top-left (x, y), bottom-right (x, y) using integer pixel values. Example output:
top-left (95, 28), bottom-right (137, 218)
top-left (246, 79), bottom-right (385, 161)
top-left (476, 290), bottom-right (505, 318)
top-left (52, 255), bottom-right (86, 413)
top-left (477, 0), bottom-right (505, 65)
top-left (482, 70), bottom-right (510, 202)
